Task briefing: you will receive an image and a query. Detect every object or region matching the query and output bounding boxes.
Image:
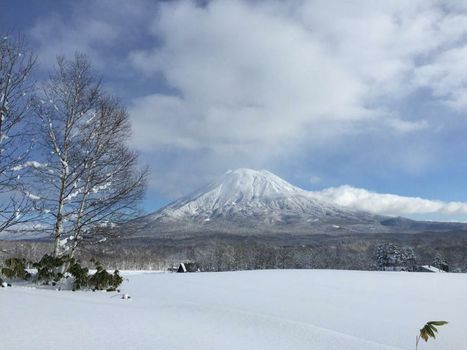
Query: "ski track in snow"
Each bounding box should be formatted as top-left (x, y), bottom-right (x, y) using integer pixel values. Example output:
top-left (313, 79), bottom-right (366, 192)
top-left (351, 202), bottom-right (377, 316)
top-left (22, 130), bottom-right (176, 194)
top-left (1, 269), bottom-right (466, 350)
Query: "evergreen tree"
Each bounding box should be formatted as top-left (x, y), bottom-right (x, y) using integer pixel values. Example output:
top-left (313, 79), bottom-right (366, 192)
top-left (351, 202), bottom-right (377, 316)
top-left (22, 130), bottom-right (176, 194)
top-left (376, 243), bottom-right (390, 270)
top-left (401, 247), bottom-right (417, 272)
top-left (376, 243), bottom-right (406, 270)
top-left (432, 252), bottom-right (449, 272)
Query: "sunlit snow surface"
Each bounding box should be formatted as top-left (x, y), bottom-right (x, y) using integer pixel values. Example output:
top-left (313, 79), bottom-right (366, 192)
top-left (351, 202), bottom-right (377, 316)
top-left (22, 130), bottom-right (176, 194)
top-left (1, 270), bottom-right (466, 349)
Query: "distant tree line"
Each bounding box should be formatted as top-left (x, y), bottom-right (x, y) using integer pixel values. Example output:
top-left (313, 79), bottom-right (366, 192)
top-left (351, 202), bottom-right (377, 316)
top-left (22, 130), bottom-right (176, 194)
top-left (375, 242), bottom-right (452, 272)
top-left (1, 235), bottom-right (464, 273)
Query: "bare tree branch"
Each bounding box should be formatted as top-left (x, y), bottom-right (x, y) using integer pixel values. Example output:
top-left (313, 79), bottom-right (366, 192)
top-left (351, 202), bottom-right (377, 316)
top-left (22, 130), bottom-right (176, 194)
top-left (0, 33), bottom-right (37, 233)
top-left (29, 54), bottom-right (147, 257)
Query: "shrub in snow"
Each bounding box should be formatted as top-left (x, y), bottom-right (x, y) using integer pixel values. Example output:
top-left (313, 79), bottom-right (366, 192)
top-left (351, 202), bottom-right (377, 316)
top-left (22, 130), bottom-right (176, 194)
top-left (2, 254), bottom-right (123, 292)
top-left (1, 257), bottom-right (31, 280)
top-left (88, 259), bottom-right (123, 291)
top-left (66, 258), bottom-right (122, 291)
top-left (67, 259), bottom-right (90, 291)
top-left (32, 254), bottom-right (67, 285)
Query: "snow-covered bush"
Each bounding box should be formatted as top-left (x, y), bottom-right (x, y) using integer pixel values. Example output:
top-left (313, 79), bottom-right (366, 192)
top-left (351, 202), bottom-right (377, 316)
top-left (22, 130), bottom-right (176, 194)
top-left (2, 253), bottom-right (123, 291)
top-left (88, 259), bottom-right (123, 291)
top-left (1, 257), bottom-right (31, 280)
top-left (66, 258), bottom-right (122, 291)
top-left (67, 259), bottom-right (89, 291)
top-left (0, 278), bottom-right (9, 288)
top-left (32, 254), bottom-right (67, 285)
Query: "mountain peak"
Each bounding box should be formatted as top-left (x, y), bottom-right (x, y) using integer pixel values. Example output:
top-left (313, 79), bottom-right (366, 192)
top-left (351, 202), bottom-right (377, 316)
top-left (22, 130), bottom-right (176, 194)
top-left (217, 168), bottom-right (302, 198)
top-left (224, 168), bottom-right (271, 176)
top-left (222, 168), bottom-right (278, 182)
top-left (141, 168), bottom-right (381, 233)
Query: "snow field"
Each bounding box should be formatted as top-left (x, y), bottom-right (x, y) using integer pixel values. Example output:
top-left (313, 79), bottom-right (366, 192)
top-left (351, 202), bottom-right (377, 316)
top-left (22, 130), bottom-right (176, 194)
top-left (1, 269), bottom-right (466, 349)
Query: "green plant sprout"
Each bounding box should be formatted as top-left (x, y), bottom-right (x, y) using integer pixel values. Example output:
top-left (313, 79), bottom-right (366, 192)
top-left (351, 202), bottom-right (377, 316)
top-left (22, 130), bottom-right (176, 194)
top-left (415, 321), bottom-right (448, 350)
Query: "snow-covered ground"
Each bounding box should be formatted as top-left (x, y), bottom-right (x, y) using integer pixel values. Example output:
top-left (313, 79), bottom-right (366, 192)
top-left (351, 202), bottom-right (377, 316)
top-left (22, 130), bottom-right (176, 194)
top-left (1, 269), bottom-right (466, 350)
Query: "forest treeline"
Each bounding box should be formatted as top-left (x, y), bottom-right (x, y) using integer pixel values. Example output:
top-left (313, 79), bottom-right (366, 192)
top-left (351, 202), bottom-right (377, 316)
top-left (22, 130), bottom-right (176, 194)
top-left (2, 232), bottom-right (466, 273)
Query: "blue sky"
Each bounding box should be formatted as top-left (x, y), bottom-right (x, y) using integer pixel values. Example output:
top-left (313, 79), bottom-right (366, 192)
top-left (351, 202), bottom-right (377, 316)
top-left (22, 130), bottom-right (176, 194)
top-left (5, 0), bottom-right (467, 220)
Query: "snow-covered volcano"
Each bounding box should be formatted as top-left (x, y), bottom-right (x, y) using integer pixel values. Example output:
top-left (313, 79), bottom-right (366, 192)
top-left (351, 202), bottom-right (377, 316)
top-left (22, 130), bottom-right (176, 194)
top-left (153, 169), bottom-right (359, 221)
top-left (130, 169), bottom-right (402, 237)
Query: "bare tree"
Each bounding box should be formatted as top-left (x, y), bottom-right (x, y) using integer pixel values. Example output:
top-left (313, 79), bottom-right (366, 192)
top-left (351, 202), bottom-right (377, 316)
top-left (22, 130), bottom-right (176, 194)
top-left (0, 34), bottom-right (36, 233)
top-left (31, 54), bottom-right (147, 257)
top-left (65, 94), bottom-right (148, 260)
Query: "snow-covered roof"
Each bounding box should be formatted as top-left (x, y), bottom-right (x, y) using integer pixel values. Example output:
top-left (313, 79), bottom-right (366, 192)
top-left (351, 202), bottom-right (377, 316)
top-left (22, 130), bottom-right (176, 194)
top-left (421, 265), bottom-right (446, 273)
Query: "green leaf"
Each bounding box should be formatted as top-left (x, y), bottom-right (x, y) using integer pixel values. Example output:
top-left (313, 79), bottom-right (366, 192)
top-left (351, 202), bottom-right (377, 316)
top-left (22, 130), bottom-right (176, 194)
top-left (419, 321), bottom-right (448, 343)
top-left (426, 326), bottom-right (436, 339)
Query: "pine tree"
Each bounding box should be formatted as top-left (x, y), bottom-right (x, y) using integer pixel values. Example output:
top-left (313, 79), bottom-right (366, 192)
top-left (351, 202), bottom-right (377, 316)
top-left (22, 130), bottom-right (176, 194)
top-left (432, 252), bottom-right (449, 272)
top-left (376, 244), bottom-right (389, 270)
top-left (376, 243), bottom-right (406, 270)
top-left (401, 247), bottom-right (417, 272)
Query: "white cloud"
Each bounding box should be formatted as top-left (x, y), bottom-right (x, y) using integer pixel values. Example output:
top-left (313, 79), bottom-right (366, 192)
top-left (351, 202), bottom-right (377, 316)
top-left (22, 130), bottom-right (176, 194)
top-left (129, 0), bottom-right (370, 156)
top-left (25, 1), bottom-right (467, 196)
top-left (128, 1), bottom-right (467, 179)
top-left (312, 185), bottom-right (467, 219)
